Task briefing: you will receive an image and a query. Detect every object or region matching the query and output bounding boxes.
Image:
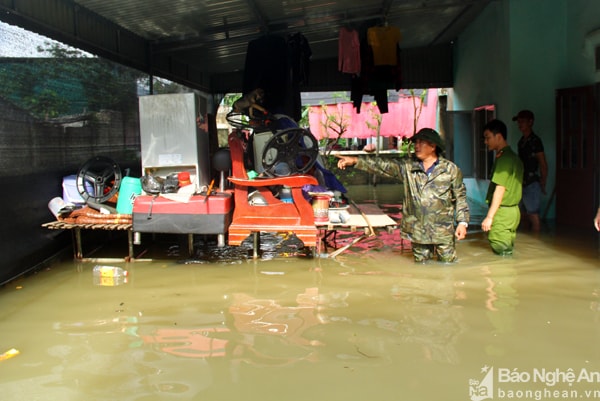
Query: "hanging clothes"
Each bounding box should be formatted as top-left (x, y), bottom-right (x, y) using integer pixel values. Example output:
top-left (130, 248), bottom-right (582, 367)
top-left (242, 34), bottom-right (290, 116)
top-left (350, 21), bottom-right (375, 114)
top-left (338, 27), bottom-right (361, 75)
top-left (287, 32), bottom-right (312, 121)
top-left (367, 25), bottom-right (402, 66)
top-left (242, 33), bottom-right (310, 121)
top-left (350, 24), bottom-right (402, 114)
top-left (288, 32), bottom-right (312, 86)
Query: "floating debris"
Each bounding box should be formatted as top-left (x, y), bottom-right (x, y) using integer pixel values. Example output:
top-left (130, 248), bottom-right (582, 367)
top-left (0, 348), bottom-right (20, 361)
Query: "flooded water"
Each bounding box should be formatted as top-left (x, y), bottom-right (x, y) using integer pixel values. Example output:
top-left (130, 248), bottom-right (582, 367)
top-left (1, 184), bottom-right (599, 401)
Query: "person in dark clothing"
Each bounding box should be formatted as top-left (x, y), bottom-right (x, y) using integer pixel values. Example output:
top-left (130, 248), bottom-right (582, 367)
top-left (513, 110), bottom-right (548, 232)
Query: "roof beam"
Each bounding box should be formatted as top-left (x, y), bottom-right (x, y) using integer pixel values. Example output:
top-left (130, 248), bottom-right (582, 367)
top-left (245, 0), bottom-right (269, 33)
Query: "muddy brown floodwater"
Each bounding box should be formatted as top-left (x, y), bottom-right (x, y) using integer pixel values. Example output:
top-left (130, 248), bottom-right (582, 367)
top-left (1, 184), bottom-right (599, 401)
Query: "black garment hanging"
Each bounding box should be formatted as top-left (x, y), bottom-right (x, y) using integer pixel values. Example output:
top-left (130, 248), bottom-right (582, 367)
top-left (242, 34), bottom-right (290, 116)
top-left (287, 32), bottom-right (311, 86)
top-left (287, 32), bottom-right (312, 121)
top-left (350, 20), bottom-right (402, 114)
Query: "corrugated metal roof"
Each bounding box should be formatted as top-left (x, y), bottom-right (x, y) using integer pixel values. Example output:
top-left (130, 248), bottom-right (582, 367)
top-left (0, 0), bottom-right (492, 91)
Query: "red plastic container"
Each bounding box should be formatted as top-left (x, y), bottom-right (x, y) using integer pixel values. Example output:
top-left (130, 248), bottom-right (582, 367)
top-left (132, 192), bottom-right (233, 234)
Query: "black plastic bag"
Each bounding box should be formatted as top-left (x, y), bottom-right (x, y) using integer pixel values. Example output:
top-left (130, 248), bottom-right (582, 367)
top-left (162, 173), bottom-right (179, 193)
top-left (141, 174), bottom-right (163, 194)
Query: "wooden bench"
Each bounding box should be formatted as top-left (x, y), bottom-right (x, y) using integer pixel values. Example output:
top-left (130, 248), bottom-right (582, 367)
top-left (42, 221), bottom-right (134, 261)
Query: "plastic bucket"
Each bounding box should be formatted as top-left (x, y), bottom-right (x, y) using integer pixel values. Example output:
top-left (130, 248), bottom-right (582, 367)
top-left (116, 177), bottom-right (142, 214)
top-left (311, 194), bottom-right (331, 223)
top-left (48, 197), bottom-right (68, 219)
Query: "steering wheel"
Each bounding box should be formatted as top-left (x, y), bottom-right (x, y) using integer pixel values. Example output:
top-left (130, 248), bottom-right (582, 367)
top-left (226, 110), bottom-right (275, 131)
top-left (261, 128), bottom-right (319, 177)
top-left (76, 156), bottom-right (122, 203)
top-left (226, 110), bottom-right (251, 129)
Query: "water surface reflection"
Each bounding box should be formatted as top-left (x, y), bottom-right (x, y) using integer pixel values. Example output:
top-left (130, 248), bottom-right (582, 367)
top-left (0, 185), bottom-right (599, 401)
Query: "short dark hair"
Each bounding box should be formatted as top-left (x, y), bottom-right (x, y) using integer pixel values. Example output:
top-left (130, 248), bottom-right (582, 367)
top-left (483, 119), bottom-right (507, 140)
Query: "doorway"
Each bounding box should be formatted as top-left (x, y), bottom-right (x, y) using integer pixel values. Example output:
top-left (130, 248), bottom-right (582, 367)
top-left (555, 85), bottom-right (599, 228)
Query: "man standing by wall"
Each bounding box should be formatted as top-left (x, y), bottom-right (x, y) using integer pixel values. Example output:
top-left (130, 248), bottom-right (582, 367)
top-left (482, 119), bottom-right (524, 256)
top-left (513, 110), bottom-right (548, 232)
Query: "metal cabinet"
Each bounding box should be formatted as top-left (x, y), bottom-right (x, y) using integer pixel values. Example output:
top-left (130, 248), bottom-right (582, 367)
top-left (139, 93), bottom-right (210, 191)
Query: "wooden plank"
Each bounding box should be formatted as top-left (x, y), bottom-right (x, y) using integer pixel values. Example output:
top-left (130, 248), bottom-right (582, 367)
top-left (316, 203), bottom-right (397, 229)
top-left (42, 221), bottom-right (132, 231)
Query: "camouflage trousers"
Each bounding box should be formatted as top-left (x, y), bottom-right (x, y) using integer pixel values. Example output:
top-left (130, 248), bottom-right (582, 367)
top-left (412, 242), bottom-right (457, 263)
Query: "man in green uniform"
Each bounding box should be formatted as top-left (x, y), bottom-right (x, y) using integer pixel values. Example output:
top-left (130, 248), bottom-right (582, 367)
top-left (336, 128), bottom-right (470, 263)
top-left (482, 119), bottom-right (524, 255)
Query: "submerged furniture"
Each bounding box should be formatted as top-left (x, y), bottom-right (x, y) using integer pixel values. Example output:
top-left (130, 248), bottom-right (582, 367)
top-left (42, 219), bottom-right (134, 261)
top-left (132, 93), bottom-right (232, 252)
top-left (316, 202), bottom-right (400, 258)
top-left (227, 132), bottom-right (319, 250)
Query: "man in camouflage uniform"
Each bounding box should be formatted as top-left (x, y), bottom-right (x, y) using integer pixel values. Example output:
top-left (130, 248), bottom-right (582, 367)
top-left (336, 128), bottom-right (470, 263)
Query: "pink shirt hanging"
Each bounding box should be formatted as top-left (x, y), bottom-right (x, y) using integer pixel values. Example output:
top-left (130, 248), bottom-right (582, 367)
top-left (338, 27), bottom-right (361, 74)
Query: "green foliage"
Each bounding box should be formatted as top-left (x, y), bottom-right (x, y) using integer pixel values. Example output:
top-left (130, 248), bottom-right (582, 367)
top-left (149, 77), bottom-right (191, 94)
top-left (23, 88), bottom-right (69, 118)
top-left (399, 137), bottom-right (414, 154)
top-left (316, 92), bottom-right (352, 167)
top-left (222, 93), bottom-right (241, 107)
top-left (298, 105), bottom-right (310, 128)
top-left (364, 102), bottom-right (382, 132)
top-left (409, 88), bottom-right (426, 135)
top-left (0, 41), bottom-right (143, 119)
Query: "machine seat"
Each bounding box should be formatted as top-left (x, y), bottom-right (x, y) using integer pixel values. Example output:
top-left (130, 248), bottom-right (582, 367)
top-left (227, 132), bottom-right (319, 248)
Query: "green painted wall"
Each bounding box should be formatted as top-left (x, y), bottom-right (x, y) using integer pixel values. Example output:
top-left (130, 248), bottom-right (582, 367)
top-left (564, 0), bottom-right (600, 87)
top-left (452, 0), bottom-right (600, 220)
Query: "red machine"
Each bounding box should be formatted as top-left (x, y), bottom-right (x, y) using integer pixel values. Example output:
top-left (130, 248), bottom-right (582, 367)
top-left (226, 131), bottom-right (318, 248)
top-left (131, 94), bottom-right (323, 254)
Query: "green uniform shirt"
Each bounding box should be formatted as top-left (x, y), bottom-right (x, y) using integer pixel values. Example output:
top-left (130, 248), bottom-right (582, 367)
top-left (486, 146), bottom-right (524, 206)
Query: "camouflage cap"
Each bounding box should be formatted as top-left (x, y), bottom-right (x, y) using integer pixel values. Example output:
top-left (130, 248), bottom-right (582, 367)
top-left (412, 128), bottom-right (444, 151)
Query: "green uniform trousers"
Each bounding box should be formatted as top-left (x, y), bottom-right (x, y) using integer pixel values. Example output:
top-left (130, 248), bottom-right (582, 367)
top-left (488, 205), bottom-right (520, 256)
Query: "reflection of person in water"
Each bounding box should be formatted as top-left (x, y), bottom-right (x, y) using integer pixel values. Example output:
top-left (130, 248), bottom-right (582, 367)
top-left (482, 265), bottom-right (518, 356)
top-left (227, 290), bottom-right (323, 367)
top-left (309, 269), bottom-right (466, 365)
top-left (390, 269), bottom-right (466, 364)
